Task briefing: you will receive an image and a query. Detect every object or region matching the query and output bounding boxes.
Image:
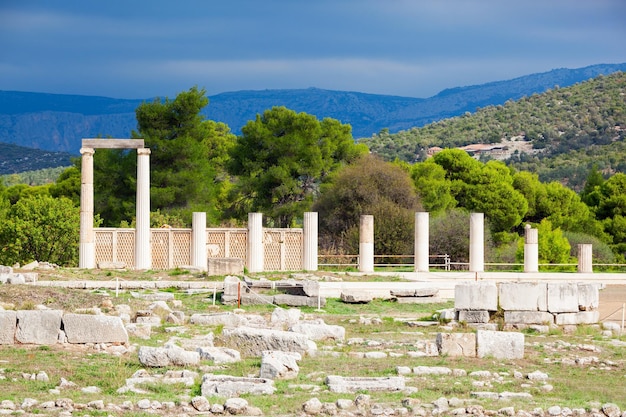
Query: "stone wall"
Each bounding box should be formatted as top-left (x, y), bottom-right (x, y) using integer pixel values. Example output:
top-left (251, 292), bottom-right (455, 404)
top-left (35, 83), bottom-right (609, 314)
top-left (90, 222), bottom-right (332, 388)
top-left (0, 310), bottom-right (128, 345)
top-left (454, 282), bottom-right (600, 328)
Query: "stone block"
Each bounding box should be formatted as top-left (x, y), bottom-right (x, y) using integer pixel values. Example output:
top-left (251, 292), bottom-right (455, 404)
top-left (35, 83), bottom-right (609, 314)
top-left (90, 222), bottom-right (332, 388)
top-left (341, 291), bottom-right (373, 303)
top-left (326, 375), bottom-right (405, 393)
top-left (201, 374), bottom-right (276, 397)
top-left (454, 283), bottom-right (497, 311)
top-left (436, 333), bottom-right (476, 357)
top-left (476, 330), bottom-right (524, 360)
top-left (577, 284), bottom-right (599, 311)
top-left (396, 297), bottom-right (446, 304)
top-left (498, 282), bottom-right (547, 311)
top-left (207, 258), bottom-right (244, 276)
top-left (223, 276), bottom-right (241, 297)
top-left (458, 310), bottom-right (490, 323)
top-left (273, 294), bottom-right (325, 308)
top-left (504, 311), bottom-right (554, 325)
top-left (16, 310), bottom-right (63, 344)
top-left (302, 281), bottom-right (320, 297)
top-left (547, 283), bottom-right (579, 313)
top-left (0, 311), bottom-right (16, 344)
top-left (63, 313), bottom-right (128, 344)
top-left (555, 311), bottom-right (600, 325)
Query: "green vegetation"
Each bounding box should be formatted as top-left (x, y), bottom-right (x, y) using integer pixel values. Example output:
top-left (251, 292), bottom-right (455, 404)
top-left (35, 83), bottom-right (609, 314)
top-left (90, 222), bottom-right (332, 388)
top-left (0, 73), bottom-right (626, 266)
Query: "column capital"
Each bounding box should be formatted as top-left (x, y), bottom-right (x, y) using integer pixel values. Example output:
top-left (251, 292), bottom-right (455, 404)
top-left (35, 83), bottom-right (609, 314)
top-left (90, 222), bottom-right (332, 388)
top-left (137, 147), bottom-right (151, 155)
top-left (80, 147), bottom-right (95, 156)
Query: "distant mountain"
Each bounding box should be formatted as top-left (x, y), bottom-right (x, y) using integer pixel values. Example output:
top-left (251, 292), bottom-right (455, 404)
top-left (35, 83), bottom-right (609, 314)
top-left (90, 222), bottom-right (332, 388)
top-left (0, 142), bottom-right (73, 175)
top-left (0, 63), bottom-right (625, 162)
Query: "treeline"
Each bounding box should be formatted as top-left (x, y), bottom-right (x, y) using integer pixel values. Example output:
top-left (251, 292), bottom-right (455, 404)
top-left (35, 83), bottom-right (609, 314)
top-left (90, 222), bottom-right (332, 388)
top-left (1, 83), bottom-right (625, 268)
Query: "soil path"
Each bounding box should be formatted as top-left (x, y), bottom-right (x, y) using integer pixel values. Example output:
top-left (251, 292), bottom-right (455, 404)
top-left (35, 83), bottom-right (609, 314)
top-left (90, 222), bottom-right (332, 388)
top-left (600, 285), bottom-right (626, 324)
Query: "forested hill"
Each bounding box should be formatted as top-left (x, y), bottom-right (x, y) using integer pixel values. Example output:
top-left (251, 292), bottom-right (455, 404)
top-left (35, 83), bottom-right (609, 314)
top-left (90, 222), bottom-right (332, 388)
top-left (360, 71), bottom-right (626, 190)
top-left (0, 63), bottom-right (625, 158)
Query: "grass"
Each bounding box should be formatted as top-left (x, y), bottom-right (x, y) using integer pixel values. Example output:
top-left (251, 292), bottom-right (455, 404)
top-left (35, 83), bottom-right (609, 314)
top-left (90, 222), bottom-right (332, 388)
top-left (0, 270), bottom-right (625, 415)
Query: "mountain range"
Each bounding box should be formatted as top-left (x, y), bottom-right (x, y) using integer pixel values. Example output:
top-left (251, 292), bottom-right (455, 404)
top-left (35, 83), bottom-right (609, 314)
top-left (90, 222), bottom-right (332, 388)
top-left (0, 63), bottom-right (625, 174)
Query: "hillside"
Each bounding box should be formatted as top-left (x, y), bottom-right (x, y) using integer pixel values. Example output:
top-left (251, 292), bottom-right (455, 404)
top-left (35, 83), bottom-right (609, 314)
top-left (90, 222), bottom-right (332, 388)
top-left (360, 71), bottom-right (626, 190)
top-left (0, 142), bottom-right (73, 175)
top-left (0, 63), bottom-right (624, 160)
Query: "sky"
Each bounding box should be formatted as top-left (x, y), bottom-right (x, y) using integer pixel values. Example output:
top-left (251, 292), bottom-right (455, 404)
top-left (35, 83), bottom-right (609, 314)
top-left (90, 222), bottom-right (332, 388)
top-left (1, 0), bottom-right (625, 100)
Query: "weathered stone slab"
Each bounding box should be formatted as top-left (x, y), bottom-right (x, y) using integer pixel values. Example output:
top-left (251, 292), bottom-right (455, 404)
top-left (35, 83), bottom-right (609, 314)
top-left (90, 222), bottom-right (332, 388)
top-left (547, 283), bottom-right (579, 313)
top-left (577, 283), bottom-right (599, 311)
top-left (555, 311), bottom-right (600, 325)
top-left (223, 276), bottom-right (241, 297)
top-left (326, 375), bottom-right (405, 393)
top-left (458, 310), bottom-right (490, 323)
top-left (0, 311), bottom-right (16, 344)
top-left (499, 282), bottom-right (547, 311)
top-left (340, 291), bottom-right (373, 303)
top-left (63, 314), bottom-right (128, 344)
top-left (259, 350), bottom-right (301, 379)
top-left (454, 283), bottom-right (497, 311)
top-left (273, 294), bottom-right (326, 308)
top-left (412, 366), bottom-right (452, 375)
top-left (197, 347), bottom-right (241, 364)
top-left (239, 293), bottom-right (274, 306)
top-left (201, 374), bottom-right (276, 397)
top-left (289, 321), bottom-right (345, 341)
top-left (138, 345), bottom-right (200, 367)
top-left (302, 281), bottom-right (320, 297)
top-left (189, 312), bottom-right (246, 327)
top-left (396, 297), bottom-right (446, 304)
top-left (436, 333), bottom-right (476, 357)
top-left (221, 326), bottom-right (316, 356)
top-left (16, 310), bottom-right (63, 344)
top-left (207, 258), bottom-right (244, 276)
top-left (476, 330), bottom-right (524, 360)
top-left (504, 311), bottom-right (554, 325)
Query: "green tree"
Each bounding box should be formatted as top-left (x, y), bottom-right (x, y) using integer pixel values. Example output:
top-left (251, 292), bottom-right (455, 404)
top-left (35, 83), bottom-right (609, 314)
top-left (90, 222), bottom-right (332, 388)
top-left (313, 154), bottom-right (420, 256)
top-left (228, 106), bottom-right (367, 227)
top-left (94, 86), bottom-right (236, 226)
top-left (410, 159), bottom-right (456, 215)
top-left (0, 195), bottom-right (80, 266)
top-left (516, 219), bottom-right (571, 265)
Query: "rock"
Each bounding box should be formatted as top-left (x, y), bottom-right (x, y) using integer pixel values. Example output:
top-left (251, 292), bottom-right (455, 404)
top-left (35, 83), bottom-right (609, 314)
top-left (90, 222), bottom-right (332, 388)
top-left (221, 326), bottom-right (316, 356)
top-left (189, 312), bottom-right (247, 327)
top-left (602, 403), bottom-right (621, 417)
top-left (341, 291), bottom-right (373, 303)
top-left (413, 366), bottom-right (452, 376)
top-left (270, 307), bottom-right (301, 328)
top-left (476, 330), bottom-right (524, 360)
top-left (137, 345), bottom-right (199, 367)
top-left (63, 313), bottom-right (128, 344)
top-left (224, 397), bottom-right (249, 415)
top-left (527, 370), bottom-right (549, 381)
top-left (326, 375), bottom-right (405, 393)
top-left (0, 311), bottom-right (16, 344)
top-left (191, 396), bottom-right (211, 412)
top-left (201, 374), bottom-right (276, 397)
top-left (436, 333), bottom-right (476, 357)
top-left (197, 346), bottom-right (241, 364)
top-left (290, 321), bottom-right (345, 341)
top-left (260, 350), bottom-right (301, 379)
top-left (16, 310), bottom-right (63, 344)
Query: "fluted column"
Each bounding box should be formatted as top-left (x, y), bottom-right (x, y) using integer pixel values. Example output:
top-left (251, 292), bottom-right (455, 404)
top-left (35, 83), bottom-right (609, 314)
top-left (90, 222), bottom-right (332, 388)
top-left (578, 244), bottom-right (593, 273)
top-left (524, 224), bottom-right (539, 273)
top-left (359, 215), bottom-right (374, 273)
top-left (79, 147), bottom-right (95, 269)
top-left (469, 212), bottom-right (484, 273)
top-left (303, 212), bottom-right (318, 271)
top-left (247, 212), bottom-right (264, 272)
top-left (135, 148), bottom-right (151, 270)
top-left (414, 212), bottom-right (429, 272)
top-left (192, 212), bottom-right (207, 271)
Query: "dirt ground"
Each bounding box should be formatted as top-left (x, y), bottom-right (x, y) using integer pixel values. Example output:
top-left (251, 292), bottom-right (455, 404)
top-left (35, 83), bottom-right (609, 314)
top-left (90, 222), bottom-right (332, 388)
top-left (600, 284), bottom-right (626, 324)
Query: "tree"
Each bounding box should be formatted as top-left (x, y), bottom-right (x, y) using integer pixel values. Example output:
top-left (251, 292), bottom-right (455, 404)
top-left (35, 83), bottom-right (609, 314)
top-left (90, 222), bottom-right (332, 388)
top-left (313, 154), bottom-right (420, 256)
top-left (94, 87), bottom-right (236, 226)
top-left (0, 195), bottom-right (80, 266)
top-left (228, 106), bottom-right (367, 227)
top-left (410, 159), bottom-right (456, 215)
top-left (516, 219), bottom-right (571, 265)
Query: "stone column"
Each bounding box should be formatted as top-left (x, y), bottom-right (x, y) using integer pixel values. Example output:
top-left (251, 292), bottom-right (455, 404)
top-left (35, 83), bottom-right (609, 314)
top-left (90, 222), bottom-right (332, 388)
top-left (414, 212), bottom-right (429, 272)
top-left (524, 224), bottom-right (539, 273)
top-left (135, 148), bottom-right (151, 270)
top-left (79, 147), bottom-right (95, 269)
top-left (192, 212), bottom-right (207, 271)
top-left (247, 212), bottom-right (264, 273)
top-left (359, 215), bottom-right (374, 273)
top-left (469, 212), bottom-right (484, 273)
top-left (578, 244), bottom-right (593, 273)
top-left (303, 212), bottom-right (318, 271)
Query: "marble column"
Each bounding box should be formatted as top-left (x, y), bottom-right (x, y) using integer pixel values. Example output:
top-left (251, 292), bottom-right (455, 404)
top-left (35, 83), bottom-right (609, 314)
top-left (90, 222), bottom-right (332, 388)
top-left (192, 212), bottom-right (207, 271)
top-left (578, 244), bottom-right (593, 273)
top-left (303, 212), bottom-right (318, 271)
top-left (135, 148), bottom-right (151, 270)
top-left (524, 225), bottom-right (539, 273)
top-left (79, 147), bottom-right (95, 269)
top-left (414, 212), bottom-right (429, 272)
top-left (469, 212), bottom-right (484, 273)
top-left (247, 212), bottom-right (264, 273)
top-left (359, 215), bottom-right (374, 273)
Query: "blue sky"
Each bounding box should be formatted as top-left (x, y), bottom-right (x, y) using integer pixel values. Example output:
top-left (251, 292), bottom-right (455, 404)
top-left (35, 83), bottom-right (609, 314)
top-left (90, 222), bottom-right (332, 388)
top-left (1, 0), bottom-right (625, 99)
